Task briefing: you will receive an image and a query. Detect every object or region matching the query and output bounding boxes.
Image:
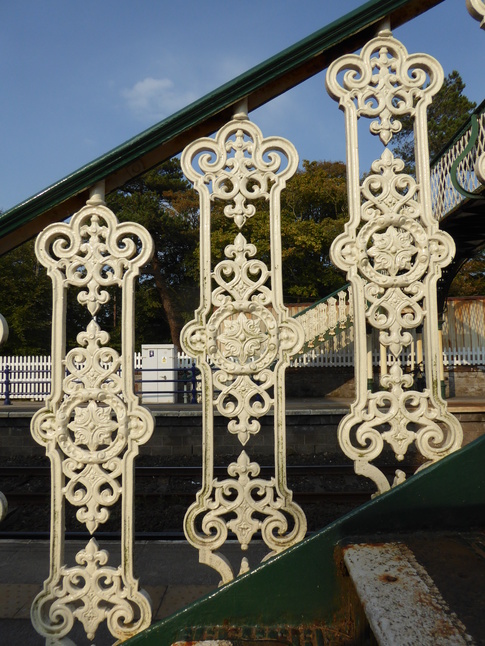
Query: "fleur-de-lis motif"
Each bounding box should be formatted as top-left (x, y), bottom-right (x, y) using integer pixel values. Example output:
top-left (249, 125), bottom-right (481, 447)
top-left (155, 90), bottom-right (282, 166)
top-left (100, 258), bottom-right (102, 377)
top-left (31, 194), bottom-right (154, 643)
top-left (326, 31), bottom-right (442, 146)
top-left (181, 118), bottom-right (305, 583)
top-left (327, 32), bottom-right (462, 494)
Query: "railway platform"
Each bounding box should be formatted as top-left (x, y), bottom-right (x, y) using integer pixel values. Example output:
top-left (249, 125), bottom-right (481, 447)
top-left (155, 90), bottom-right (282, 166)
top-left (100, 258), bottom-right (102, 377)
top-left (0, 539), bottom-right (263, 645)
top-left (1, 395), bottom-right (485, 414)
top-left (0, 396), bottom-right (484, 644)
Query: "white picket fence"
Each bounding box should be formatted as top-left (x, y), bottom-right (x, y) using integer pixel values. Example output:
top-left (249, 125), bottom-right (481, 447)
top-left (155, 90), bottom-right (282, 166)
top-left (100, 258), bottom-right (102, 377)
top-left (1, 297), bottom-right (484, 401)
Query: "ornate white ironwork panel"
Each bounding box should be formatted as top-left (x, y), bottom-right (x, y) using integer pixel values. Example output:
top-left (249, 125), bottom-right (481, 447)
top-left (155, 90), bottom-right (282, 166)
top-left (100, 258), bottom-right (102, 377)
top-left (467, 0), bottom-right (485, 28)
top-left (181, 116), bottom-right (306, 584)
top-left (31, 190), bottom-right (154, 644)
top-left (326, 31), bottom-right (462, 495)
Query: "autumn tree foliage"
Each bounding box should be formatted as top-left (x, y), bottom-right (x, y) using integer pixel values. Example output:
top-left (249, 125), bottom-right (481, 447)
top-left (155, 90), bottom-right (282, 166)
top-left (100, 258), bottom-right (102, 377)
top-left (209, 159), bottom-right (348, 301)
top-left (110, 157), bottom-right (348, 349)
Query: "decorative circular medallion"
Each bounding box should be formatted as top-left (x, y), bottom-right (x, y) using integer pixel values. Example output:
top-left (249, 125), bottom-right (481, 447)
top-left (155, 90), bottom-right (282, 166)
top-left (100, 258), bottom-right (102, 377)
top-left (57, 391), bottom-right (128, 463)
top-left (358, 218), bottom-right (429, 287)
top-left (206, 304), bottom-right (278, 373)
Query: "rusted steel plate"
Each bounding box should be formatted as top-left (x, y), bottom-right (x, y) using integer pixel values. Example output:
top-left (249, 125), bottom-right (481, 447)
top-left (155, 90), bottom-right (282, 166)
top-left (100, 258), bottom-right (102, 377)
top-left (343, 542), bottom-right (472, 645)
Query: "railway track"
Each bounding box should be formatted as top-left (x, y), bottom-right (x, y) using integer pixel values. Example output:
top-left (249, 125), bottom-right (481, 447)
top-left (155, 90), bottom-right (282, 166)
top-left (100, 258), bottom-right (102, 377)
top-left (0, 462), bottom-right (409, 538)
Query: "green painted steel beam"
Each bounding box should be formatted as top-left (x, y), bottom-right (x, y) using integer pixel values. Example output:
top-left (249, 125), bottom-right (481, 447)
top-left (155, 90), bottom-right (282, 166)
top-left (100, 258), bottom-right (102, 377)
top-left (0, 0), bottom-right (443, 254)
top-left (125, 434), bottom-right (485, 645)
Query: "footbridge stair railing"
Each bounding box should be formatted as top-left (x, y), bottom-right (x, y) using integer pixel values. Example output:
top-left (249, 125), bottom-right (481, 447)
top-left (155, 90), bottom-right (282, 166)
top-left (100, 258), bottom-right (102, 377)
top-left (0, 1), bottom-right (484, 644)
top-left (293, 284), bottom-right (353, 354)
top-left (431, 99), bottom-right (485, 220)
top-left (205, 100), bottom-right (485, 372)
top-left (294, 98), bottom-right (485, 359)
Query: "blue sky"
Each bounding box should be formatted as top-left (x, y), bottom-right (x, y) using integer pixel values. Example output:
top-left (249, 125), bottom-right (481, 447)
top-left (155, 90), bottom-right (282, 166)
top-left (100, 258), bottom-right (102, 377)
top-left (1, 0), bottom-right (484, 211)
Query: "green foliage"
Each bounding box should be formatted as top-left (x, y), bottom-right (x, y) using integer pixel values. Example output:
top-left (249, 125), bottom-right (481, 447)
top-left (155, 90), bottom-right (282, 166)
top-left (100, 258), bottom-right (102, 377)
top-left (281, 160), bottom-right (348, 300)
top-left (208, 159), bottom-right (348, 303)
top-left (0, 157), bottom-right (346, 354)
top-left (108, 158), bottom-right (200, 348)
top-left (392, 71), bottom-right (476, 168)
top-left (0, 239), bottom-right (92, 355)
top-left (448, 249), bottom-right (485, 297)
top-left (108, 157), bottom-right (348, 349)
top-left (0, 240), bottom-right (52, 354)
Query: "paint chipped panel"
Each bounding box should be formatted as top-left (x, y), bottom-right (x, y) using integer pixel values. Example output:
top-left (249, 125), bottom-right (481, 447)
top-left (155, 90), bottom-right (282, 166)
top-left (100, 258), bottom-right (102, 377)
top-left (343, 542), bottom-right (474, 645)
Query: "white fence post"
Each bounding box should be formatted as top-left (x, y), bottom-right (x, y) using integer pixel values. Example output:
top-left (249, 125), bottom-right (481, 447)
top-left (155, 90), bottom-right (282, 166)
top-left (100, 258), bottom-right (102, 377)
top-left (0, 298), bottom-right (484, 403)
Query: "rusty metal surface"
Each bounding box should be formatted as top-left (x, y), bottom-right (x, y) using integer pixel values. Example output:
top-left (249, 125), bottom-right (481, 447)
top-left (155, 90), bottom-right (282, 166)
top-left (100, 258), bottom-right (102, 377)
top-left (406, 532), bottom-right (485, 646)
top-left (169, 625), bottom-right (364, 646)
top-left (343, 542), bottom-right (473, 645)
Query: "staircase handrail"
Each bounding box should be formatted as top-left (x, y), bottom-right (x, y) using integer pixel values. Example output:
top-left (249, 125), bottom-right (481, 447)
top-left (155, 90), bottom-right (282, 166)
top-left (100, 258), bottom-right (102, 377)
top-left (0, 0), bottom-right (442, 255)
top-left (293, 283), bottom-right (353, 352)
top-left (430, 99), bottom-right (485, 220)
top-left (430, 98), bottom-right (485, 169)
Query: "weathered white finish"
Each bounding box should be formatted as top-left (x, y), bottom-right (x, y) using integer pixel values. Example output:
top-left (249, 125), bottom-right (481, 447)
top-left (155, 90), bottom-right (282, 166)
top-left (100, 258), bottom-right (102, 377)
top-left (180, 116), bottom-right (306, 583)
top-left (343, 543), bottom-right (471, 645)
top-left (30, 191), bottom-right (154, 643)
top-left (326, 31), bottom-right (462, 494)
top-left (467, 0), bottom-right (485, 28)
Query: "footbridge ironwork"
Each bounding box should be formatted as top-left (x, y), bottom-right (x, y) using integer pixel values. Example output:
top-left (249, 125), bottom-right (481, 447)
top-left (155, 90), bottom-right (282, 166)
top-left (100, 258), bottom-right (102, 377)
top-left (0, 1), bottom-right (483, 644)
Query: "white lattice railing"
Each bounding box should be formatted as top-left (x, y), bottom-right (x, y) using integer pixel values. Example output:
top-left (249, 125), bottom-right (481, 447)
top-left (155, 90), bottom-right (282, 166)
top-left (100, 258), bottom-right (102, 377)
top-left (431, 100), bottom-right (485, 219)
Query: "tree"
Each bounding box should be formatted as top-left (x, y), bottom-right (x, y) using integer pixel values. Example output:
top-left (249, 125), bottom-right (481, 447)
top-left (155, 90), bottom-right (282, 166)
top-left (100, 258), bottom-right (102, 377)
top-left (0, 158), bottom-right (348, 354)
top-left (0, 239), bottom-right (93, 355)
top-left (0, 206), bottom-right (185, 355)
top-left (0, 240), bottom-right (52, 354)
top-left (108, 159), bottom-right (200, 349)
top-left (203, 159), bottom-right (348, 303)
top-left (280, 159), bottom-right (348, 299)
top-left (392, 70), bottom-right (476, 168)
top-left (448, 250), bottom-right (485, 297)
top-left (109, 158), bottom-right (349, 348)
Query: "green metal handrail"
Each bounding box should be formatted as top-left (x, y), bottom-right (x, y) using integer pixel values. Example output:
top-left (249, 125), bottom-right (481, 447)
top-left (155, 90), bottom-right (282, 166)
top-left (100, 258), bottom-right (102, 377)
top-left (0, 0), bottom-right (441, 252)
top-left (430, 98), bottom-right (485, 169)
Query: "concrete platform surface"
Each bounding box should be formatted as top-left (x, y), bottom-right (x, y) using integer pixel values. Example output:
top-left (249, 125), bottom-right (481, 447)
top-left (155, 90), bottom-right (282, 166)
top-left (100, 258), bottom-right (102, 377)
top-left (0, 539), bottom-right (268, 645)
